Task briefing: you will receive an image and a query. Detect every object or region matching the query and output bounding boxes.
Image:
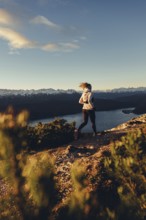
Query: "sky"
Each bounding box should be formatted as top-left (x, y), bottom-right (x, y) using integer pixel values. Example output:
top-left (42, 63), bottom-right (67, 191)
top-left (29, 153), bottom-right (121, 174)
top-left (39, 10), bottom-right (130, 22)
top-left (0, 0), bottom-right (146, 91)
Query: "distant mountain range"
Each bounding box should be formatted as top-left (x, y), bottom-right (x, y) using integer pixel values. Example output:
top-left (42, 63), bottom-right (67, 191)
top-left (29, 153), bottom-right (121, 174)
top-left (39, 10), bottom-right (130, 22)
top-left (0, 87), bottom-right (146, 96)
top-left (96, 87), bottom-right (146, 93)
top-left (0, 87), bottom-right (146, 119)
top-left (0, 89), bottom-right (77, 96)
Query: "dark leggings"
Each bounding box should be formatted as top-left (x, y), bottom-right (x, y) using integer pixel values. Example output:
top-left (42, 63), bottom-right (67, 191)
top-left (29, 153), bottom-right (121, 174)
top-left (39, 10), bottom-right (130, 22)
top-left (78, 109), bottom-right (97, 133)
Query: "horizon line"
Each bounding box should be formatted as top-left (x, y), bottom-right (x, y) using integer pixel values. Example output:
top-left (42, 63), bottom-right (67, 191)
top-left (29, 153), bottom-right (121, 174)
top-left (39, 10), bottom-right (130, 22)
top-left (0, 86), bottom-right (146, 92)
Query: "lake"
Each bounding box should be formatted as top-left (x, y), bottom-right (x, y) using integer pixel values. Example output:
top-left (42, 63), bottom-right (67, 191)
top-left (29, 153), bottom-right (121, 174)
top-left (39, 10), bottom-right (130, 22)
top-left (30, 109), bottom-right (139, 132)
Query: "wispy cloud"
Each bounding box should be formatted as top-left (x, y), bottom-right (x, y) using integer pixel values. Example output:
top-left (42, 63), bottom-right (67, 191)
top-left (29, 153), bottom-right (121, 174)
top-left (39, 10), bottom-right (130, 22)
top-left (42, 42), bottom-right (80, 52)
top-left (30, 15), bottom-right (84, 51)
top-left (41, 43), bottom-right (59, 52)
top-left (0, 27), bottom-right (37, 49)
top-left (31, 15), bottom-right (61, 30)
top-left (0, 9), bottom-right (82, 53)
top-left (0, 26), bottom-right (79, 53)
top-left (31, 15), bottom-right (83, 36)
top-left (0, 8), bottom-right (18, 26)
top-left (0, 8), bottom-right (36, 52)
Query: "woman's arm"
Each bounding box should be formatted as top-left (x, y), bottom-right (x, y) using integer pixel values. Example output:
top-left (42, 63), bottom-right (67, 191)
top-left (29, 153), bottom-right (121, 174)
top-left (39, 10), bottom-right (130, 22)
top-left (79, 94), bottom-right (84, 104)
top-left (88, 93), bottom-right (94, 108)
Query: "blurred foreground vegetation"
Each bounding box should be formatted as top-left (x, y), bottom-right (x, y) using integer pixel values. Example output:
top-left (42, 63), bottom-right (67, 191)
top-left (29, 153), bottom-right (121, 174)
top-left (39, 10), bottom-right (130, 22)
top-left (0, 110), bottom-right (146, 220)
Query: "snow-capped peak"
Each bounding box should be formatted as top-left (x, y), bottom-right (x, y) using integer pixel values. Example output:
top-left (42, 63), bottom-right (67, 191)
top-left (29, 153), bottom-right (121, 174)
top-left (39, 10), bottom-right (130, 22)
top-left (0, 88), bottom-right (77, 96)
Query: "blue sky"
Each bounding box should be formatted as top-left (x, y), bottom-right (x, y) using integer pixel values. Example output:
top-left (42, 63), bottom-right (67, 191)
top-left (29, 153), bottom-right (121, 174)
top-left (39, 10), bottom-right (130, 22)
top-left (0, 0), bottom-right (146, 90)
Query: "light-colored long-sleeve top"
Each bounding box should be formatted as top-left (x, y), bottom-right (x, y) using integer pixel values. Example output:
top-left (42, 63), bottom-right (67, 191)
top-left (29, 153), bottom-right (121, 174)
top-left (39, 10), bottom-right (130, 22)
top-left (79, 88), bottom-right (95, 110)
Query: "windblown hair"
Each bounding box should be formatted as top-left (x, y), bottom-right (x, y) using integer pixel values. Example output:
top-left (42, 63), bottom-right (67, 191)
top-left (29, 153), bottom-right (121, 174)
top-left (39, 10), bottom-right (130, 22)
top-left (79, 82), bottom-right (92, 90)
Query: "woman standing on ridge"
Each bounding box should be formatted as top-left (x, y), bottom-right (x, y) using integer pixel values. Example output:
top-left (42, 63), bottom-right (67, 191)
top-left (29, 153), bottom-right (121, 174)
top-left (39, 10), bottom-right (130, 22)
top-left (74, 82), bottom-right (97, 139)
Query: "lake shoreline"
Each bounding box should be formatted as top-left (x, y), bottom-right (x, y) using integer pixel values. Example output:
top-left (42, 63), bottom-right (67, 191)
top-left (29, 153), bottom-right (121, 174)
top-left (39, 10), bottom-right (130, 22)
top-left (29, 108), bottom-right (136, 122)
top-left (29, 108), bottom-right (140, 133)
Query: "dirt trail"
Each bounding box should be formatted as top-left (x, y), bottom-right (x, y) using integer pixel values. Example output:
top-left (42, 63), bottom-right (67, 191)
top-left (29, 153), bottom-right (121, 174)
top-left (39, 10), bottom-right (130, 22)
top-left (69, 113), bottom-right (146, 155)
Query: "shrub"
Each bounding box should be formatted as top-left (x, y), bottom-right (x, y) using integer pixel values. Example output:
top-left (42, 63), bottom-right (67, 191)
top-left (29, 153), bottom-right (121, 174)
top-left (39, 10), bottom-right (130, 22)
top-left (0, 110), bottom-right (29, 219)
top-left (0, 110), bottom-right (58, 219)
top-left (26, 119), bottom-right (75, 150)
top-left (102, 128), bottom-right (146, 220)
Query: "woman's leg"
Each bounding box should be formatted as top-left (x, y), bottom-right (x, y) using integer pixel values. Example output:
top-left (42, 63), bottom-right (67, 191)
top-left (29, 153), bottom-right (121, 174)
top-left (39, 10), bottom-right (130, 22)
top-left (89, 110), bottom-right (97, 133)
top-left (78, 110), bottom-right (88, 132)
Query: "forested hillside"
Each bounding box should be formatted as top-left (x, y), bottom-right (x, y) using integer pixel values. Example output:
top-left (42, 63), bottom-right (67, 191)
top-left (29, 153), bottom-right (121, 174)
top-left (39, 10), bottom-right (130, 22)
top-left (0, 92), bottom-right (146, 120)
